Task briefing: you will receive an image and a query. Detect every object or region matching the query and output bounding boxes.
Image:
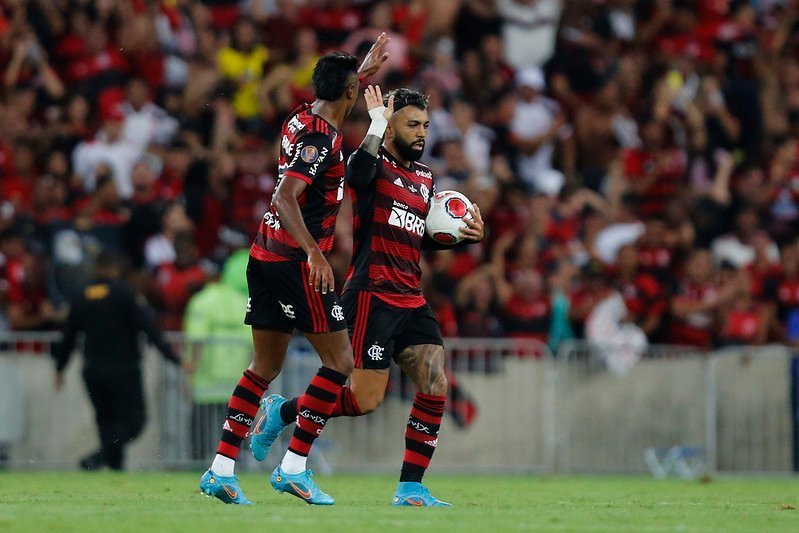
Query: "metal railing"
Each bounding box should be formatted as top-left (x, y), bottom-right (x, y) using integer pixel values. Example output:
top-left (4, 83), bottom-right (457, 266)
top-left (0, 331), bottom-right (556, 473)
top-left (554, 341), bottom-right (797, 475)
top-left (3, 331), bottom-right (796, 474)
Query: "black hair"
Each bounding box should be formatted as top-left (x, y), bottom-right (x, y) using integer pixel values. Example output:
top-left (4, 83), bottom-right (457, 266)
top-left (312, 52), bottom-right (359, 101)
top-left (95, 250), bottom-right (120, 272)
top-left (385, 88), bottom-right (429, 113)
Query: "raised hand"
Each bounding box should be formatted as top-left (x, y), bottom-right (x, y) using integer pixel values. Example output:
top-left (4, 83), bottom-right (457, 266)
top-left (358, 32), bottom-right (391, 79)
top-left (364, 85), bottom-right (394, 122)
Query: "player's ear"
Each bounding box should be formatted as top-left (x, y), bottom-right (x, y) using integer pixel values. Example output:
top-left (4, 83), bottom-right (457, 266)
top-left (347, 80), bottom-right (358, 101)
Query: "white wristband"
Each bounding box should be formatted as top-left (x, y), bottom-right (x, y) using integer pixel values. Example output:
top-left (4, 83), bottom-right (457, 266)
top-left (367, 107), bottom-right (388, 138)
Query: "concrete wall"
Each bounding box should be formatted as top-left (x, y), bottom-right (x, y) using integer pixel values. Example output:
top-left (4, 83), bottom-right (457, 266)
top-left (3, 343), bottom-right (797, 474)
top-left (3, 348), bottom-right (162, 470)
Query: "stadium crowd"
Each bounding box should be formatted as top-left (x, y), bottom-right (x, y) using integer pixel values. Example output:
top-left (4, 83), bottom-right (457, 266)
top-left (2, 0), bottom-right (799, 352)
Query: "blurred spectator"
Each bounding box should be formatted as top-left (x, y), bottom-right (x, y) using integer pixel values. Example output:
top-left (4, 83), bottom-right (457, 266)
top-left (122, 78), bottom-right (180, 151)
top-left (669, 250), bottom-right (741, 349)
top-left (718, 273), bottom-right (774, 346)
top-left (451, 99), bottom-right (495, 175)
top-left (153, 232), bottom-right (210, 330)
top-left (499, 268), bottom-right (551, 343)
top-left (455, 266), bottom-right (506, 337)
top-left (183, 252), bottom-right (251, 459)
top-left (509, 67), bottom-right (572, 196)
top-left (774, 242), bottom-right (799, 343)
top-left (216, 17), bottom-right (268, 122)
top-left (711, 207), bottom-right (780, 268)
top-left (123, 155), bottom-right (170, 269)
top-left (144, 202), bottom-right (194, 271)
top-left (621, 119), bottom-right (687, 219)
top-left (344, 1), bottom-right (409, 82)
top-left (612, 244), bottom-right (666, 337)
top-left (593, 193), bottom-right (644, 265)
top-left (72, 101), bottom-right (142, 200)
top-left (497, 0), bottom-right (562, 69)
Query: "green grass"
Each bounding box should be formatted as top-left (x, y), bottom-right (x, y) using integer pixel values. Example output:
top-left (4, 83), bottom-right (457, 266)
top-left (0, 472), bottom-right (797, 532)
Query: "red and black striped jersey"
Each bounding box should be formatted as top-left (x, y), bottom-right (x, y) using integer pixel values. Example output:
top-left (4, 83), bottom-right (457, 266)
top-left (250, 103), bottom-right (345, 262)
top-left (344, 147), bottom-right (435, 308)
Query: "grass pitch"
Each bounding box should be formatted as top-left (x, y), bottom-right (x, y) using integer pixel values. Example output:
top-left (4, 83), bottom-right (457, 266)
top-left (0, 472), bottom-right (797, 532)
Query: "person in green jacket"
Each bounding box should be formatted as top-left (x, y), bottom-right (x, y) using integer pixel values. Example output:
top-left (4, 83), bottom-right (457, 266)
top-left (183, 251), bottom-right (252, 458)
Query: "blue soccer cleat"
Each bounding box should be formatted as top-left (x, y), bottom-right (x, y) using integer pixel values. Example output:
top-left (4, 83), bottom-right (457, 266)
top-left (199, 469), bottom-right (252, 505)
top-left (270, 465), bottom-right (334, 505)
top-left (250, 394), bottom-right (290, 462)
top-left (391, 482), bottom-right (452, 507)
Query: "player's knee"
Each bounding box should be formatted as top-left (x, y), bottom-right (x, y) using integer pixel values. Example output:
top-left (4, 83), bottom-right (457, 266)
top-left (250, 355), bottom-right (282, 382)
top-left (356, 390), bottom-right (385, 414)
top-left (424, 368), bottom-right (448, 396)
top-left (331, 355), bottom-right (354, 377)
top-left (323, 347), bottom-right (354, 376)
top-left (418, 347), bottom-right (448, 395)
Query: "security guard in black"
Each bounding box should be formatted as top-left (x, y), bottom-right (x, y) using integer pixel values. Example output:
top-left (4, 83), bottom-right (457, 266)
top-left (53, 253), bottom-right (180, 470)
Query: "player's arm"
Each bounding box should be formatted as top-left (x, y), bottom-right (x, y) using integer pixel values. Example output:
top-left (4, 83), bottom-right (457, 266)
top-left (346, 85), bottom-right (394, 188)
top-left (422, 205), bottom-right (485, 250)
top-left (125, 287), bottom-right (181, 365)
top-left (273, 133), bottom-right (336, 293)
top-left (52, 301), bottom-right (82, 389)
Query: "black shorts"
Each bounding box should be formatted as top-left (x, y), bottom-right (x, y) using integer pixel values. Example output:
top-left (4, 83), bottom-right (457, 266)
top-left (244, 257), bottom-right (347, 334)
top-left (342, 290), bottom-right (443, 370)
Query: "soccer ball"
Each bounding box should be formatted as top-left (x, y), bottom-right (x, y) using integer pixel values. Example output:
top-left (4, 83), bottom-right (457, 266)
top-left (425, 190), bottom-right (473, 245)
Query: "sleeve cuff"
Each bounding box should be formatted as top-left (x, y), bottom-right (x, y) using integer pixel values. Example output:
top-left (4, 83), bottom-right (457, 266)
top-left (283, 170), bottom-right (314, 184)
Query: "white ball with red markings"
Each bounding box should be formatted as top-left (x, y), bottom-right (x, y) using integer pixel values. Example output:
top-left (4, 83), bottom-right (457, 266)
top-left (425, 190), bottom-right (473, 245)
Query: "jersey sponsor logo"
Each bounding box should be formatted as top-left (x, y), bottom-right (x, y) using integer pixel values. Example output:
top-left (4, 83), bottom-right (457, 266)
top-left (300, 145), bottom-right (318, 163)
top-left (408, 183), bottom-right (417, 193)
top-left (420, 183), bottom-right (430, 203)
top-left (287, 114), bottom-right (304, 133)
top-left (264, 211), bottom-right (281, 231)
top-left (309, 146), bottom-right (329, 176)
top-left (415, 169), bottom-right (432, 180)
top-left (367, 343), bottom-right (384, 361)
top-left (393, 177), bottom-right (404, 188)
top-left (282, 135), bottom-right (294, 156)
top-left (388, 205), bottom-right (426, 237)
top-left (279, 300), bottom-right (295, 319)
top-left (331, 304), bottom-right (344, 321)
top-left (408, 420), bottom-right (431, 434)
top-left (246, 298), bottom-right (252, 313)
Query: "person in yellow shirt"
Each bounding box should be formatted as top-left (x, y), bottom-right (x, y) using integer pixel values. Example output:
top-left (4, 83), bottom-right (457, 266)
top-left (217, 18), bottom-right (268, 120)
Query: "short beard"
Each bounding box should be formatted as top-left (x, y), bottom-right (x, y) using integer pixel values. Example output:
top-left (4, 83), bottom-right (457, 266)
top-left (393, 137), bottom-right (424, 162)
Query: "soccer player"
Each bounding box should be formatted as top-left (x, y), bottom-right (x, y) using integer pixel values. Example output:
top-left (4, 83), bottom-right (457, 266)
top-left (250, 86), bottom-right (485, 507)
top-left (199, 35), bottom-right (390, 506)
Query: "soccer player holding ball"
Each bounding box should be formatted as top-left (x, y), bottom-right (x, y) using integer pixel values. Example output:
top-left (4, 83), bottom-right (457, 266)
top-left (199, 35), bottom-right (390, 506)
top-left (251, 86), bottom-right (484, 507)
